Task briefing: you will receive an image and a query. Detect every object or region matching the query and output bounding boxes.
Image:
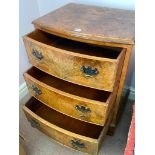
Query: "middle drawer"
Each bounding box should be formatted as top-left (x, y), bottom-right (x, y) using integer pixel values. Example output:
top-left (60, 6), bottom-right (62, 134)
top-left (24, 67), bottom-right (116, 126)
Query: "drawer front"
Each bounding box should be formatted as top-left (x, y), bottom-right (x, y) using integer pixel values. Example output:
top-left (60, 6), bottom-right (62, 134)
top-left (23, 107), bottom-right (99, 155)
top-left (24, 74), bottom-right (108, 126)
top-left (23, 37), bottom-right (125, 91)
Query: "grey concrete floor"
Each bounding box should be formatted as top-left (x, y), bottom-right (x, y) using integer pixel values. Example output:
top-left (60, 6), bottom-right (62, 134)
top-left (19, 94), bottom-right (133, 155)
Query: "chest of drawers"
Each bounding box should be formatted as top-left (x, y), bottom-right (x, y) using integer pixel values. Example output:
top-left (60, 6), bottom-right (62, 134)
top-left (22, 3), bottom-right (134, 155)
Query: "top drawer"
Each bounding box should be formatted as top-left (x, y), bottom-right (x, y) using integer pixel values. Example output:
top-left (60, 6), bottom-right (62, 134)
top-left (23, 30), bottom-right (125, 91)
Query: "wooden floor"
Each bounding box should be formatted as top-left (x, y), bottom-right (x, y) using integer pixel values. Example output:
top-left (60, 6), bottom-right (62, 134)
top-left (19, 93), bottom-right (134, 155)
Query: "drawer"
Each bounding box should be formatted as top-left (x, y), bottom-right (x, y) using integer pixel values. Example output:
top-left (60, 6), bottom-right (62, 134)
top-left (23, 30), bottom-right (125, 92)
top-left (23, 97), bottom-right (113, 155)
top-left (24, 67), bottom-right (116, 126)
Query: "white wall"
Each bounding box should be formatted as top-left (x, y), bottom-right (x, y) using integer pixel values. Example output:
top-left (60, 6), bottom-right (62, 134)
top-left (73, 0), bottom-right (134, 10)
top-left (37, 0), bottom-right (73, 15)
top-left (37, 0), bottom-right (134, 16)
top-left (19, 0), bottom-right (40, 85)
top-left (19, 0), bottom-right (135, 90)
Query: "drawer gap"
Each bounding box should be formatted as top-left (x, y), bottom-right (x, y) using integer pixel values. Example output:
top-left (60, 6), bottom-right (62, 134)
top-left (27, 30), bottom-right (123, 59)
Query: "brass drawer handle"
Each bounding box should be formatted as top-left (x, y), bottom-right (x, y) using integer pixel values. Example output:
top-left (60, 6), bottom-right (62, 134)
top-left (32, 49), bottom-right (43, 60)
top-left (31, 85), bottom-right (42, 96)
top-left (81, 66), bottom-right (99, 77)
top-left (75, 105), bottom-right (91, 113)
top-left (71, 139), bottom-right (85, 149)
top-left (28, 118), bottom-right (40, 128)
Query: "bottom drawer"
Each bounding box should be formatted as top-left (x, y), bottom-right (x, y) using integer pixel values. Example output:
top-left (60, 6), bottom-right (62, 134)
top-left (23, 97), bottom-right (113, 155)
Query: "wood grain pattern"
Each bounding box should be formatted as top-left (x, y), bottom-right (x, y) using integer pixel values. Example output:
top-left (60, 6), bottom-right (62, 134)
top-left (110, 45), bottom-right (134, 129)
top-left (32, 3), bottom-right (134, 45)
top-left (23, 97), bottom-right (113, 155)
top-left (24, 67), bottom-right (115, 126)
top-left (22, 3), bottom-right (135, 146)
top-left (23, 30), bottom-right (125, 92)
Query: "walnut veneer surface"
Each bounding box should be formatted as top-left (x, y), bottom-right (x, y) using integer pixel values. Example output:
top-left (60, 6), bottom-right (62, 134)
top-left (33, 3), bottom-right (134, 45)
top-left (22, 3), bottom-right (134, 155)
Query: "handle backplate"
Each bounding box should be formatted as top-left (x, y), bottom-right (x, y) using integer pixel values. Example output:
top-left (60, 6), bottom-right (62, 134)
top-left (32, 49), bottom-right (43, 60)
top-left (75, 105), bottom-right (91, 113)
top-left (81, 66), bottom-right (99, 77)
top-left (31, 84), bottom-right (42, 96)
top-left (27, 118), bottom-right (40, 128)
top-left (70, 139), bottom-right (85, 149)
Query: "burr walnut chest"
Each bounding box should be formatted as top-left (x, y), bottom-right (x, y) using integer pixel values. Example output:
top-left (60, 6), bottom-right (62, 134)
top-left (22, 3), bottom-right (134, 155)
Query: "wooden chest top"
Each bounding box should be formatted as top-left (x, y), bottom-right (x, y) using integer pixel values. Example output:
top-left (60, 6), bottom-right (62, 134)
top-left (32, 3), bottom-right (135, 45)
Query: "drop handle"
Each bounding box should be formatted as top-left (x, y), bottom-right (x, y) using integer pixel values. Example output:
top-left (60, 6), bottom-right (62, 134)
top-left (32, 49), bottom-right (43, 60)
top-left (31, 84), bottom-right (42, 96)
top-left (27, 118), bottom-right (40, 128)
top-left (75, 105), bottom-right (91, 113)
top-left (81, 66), bottom-right (99, 77)
top-left (70, 139), bottom-right (85, 149)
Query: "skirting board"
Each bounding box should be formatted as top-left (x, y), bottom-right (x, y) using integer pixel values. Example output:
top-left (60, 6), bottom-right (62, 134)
top-left (19, 82), bottom-right (135, 101)
top-left (19, 82), bottom-right (28, 101)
